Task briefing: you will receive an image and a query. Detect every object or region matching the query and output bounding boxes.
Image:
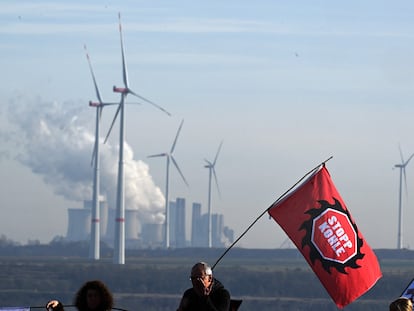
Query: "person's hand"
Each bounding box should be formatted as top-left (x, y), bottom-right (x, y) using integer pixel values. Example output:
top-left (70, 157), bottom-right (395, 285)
top-left (192, 277), bottom-right (205, 297)
top-left (203, 281), bottom-right (212, 296)
top-left (192, 276), bottom-right (212, 297)
top-left (46, 300), bottom-right (60, 310)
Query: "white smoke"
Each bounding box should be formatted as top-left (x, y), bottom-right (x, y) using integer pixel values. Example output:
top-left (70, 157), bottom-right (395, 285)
top-left (1, 93), bottom-right (165, 224)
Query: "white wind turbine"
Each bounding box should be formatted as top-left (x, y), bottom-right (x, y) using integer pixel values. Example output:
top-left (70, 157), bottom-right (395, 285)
top-left (84, 45), bottom-right (119, 260)
top-left (147, 119), bottom-right (189, 249)
top-left (105, 13), bottom-right (171, 264)
top-left (394, 145), bottom-right (414, 250)
top-left (204, 141), bottom-right (223, 248)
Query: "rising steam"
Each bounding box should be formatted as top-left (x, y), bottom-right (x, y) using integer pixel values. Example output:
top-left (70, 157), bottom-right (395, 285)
top-left (0, 93), bottom-right (165, 224)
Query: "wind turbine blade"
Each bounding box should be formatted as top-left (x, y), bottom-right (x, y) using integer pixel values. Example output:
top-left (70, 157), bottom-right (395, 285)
top-left (403, 167), bottom-right (408, 198)
top-left (171, 156), bottom-right (189, 187)
top-left (124, 101), bottom-right (142, 106)
top-left (213, 140), bottom-right (223, 165)
top-left (99, 106), bottom-right (104, 121)
top-left (104, 104), bottom-right (121, 143)
top-left (91, 144), bottom-right (96, 167)
top-left (404, 153), bottom-right (414, 166)
top-left (118, 12), bottom-right (129, 88)
top-left (399, 144), bottom-right (405, 163)
top-left (84, 45), bottom-right (103, 104)
top-left (101, 102), bottom-right (124, 106)
top-left (170, 119), bottom-right (184, 153)
top-left (147, 153), bottom-right (167, 158)
top-left (212, 168), bottom-right (221, 198)
top-left (129, 90), bottom-right (171, 116)
top-left (99, 102), bottom-right (125, 121)
top-left (402, 152), bottom-right (414, 199)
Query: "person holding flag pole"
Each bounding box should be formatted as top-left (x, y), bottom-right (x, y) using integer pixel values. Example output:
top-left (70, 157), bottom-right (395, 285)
top-left (176, 262), bottom-right (232, 311)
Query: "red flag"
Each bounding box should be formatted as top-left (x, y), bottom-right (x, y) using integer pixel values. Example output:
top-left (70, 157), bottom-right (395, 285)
top-left (268, 165), bottom-right (382, 308)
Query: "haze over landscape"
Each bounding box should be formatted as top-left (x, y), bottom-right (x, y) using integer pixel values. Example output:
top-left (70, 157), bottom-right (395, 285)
top-left (1, 1), bottom-right (414, 249)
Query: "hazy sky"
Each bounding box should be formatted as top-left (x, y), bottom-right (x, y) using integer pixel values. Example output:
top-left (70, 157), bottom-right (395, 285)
top-left (1, 1), bottom-right (414, 250)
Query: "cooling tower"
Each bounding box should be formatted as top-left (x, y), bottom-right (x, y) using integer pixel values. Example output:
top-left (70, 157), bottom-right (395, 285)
top-left (99, 201), bottom-right (108, 236)
top-left (105, 208), bottom-right (140, 243)
top-left (105, 208), bottom-right (115, 243)
top-left (66, 208), bottom-right (91, 241)
top-left (83, 199), bottom-right (109, 236)
top-left (141, 223), bottom-right (163, 245)
top-left (125, 209), bottom-right (140, 240)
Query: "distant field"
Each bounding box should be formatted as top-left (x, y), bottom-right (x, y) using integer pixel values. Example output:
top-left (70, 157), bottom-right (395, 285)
top-left (1, 248), bottom-right (414, 311)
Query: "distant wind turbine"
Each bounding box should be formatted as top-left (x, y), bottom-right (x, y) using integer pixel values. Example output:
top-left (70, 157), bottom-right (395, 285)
top-left (394, 145), bottom-right (414, 250)
top-left (84, 45), bottom-right (119, 261)
top-left (105, 13), bottom-right (171, 264)
top-left (147, 119), bottom-right (188, 249)
top-left (204, 141), bottom-right (223, 248)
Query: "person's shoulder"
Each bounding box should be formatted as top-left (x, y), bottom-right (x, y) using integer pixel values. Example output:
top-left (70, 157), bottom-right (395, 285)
top-left (212, 279), bottom-right (230, 296)
top-left (182, 287), bottom-right (196, 297)
top-left (213, 278), bottom-right (227, 290)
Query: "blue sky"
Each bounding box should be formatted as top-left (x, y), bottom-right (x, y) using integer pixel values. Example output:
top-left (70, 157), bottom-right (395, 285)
top-left (1, 1), bottom-right (414, 250)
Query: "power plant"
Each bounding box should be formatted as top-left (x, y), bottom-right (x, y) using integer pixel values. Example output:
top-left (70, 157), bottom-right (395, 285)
top-left (66, 197), bottom-right (234, 249)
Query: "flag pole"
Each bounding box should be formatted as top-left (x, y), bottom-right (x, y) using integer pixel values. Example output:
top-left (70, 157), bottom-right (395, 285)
top-left (211, 156), bottom-right (333, 270)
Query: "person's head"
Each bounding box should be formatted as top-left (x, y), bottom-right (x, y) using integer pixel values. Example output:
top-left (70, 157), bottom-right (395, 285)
top-left (390, 298), bottom-right (413, 311)
top-left (74, 280), bottom-right (114, 311)
top-left (190, 262), bottom-right (213, 288)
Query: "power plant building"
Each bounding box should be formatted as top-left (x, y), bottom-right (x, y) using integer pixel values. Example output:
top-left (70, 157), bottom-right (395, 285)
top-left (66, 208), bottom-right (90, 241)
top-left (191, 202), bottom-right (204, 247)
top-left (65, 197), bottom-right (234, 249)
top-left (141, 223), bottom-right (163, 247)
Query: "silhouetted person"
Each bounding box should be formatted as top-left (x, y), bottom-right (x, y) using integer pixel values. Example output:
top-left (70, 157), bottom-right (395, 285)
top-left (46, 280), bottom-right (114, 311)
top-left (177, 262), bottom-right (231, 311)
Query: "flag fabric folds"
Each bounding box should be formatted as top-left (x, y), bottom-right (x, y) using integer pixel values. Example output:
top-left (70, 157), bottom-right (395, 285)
top-left (268, 165), bottom-right (382, 308)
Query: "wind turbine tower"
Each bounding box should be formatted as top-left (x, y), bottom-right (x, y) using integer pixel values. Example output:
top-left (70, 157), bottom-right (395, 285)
top-left (106, 13), bottom-right (170, 264)
top-left (147, 119), bottom-right (189, 249)
top-left (394, 146), bottom-right (414, 250)
top-left (84, 45), bottom-right (118, 260)
top-left (204, 141), bottom-right (223, 248)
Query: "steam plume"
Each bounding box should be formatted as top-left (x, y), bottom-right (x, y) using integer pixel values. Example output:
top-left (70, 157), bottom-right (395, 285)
top-left (1, 94), bottom-right (165, 224)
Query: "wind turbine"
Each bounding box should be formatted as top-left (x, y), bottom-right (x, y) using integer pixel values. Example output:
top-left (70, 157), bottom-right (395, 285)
top-left (84, 45), bottom-right (119, 260)
top-left (105, 13), bottom-right (171, 264)
top-left (204, 141), bottom-right (223, 248)
top-left (394, 145), bottom-right (414, 250)
top-left (147, 119), bottom-right (189, 249)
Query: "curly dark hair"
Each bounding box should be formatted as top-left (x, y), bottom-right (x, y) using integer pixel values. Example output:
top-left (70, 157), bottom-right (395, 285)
top-left (74, 280), bottom-right (114, 311)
